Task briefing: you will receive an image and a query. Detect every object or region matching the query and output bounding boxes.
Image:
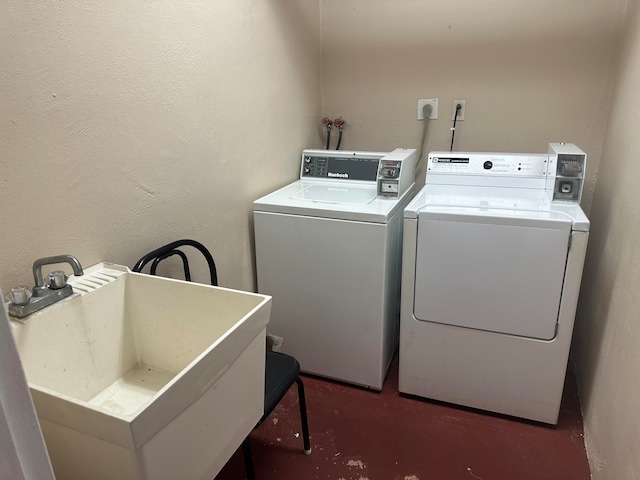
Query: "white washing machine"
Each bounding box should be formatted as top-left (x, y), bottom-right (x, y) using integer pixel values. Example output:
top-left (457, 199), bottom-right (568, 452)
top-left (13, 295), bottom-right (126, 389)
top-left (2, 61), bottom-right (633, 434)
top-left (399, 143), bottom-right (589, 424)
top-left (254, 148), bottom-right (417, 390)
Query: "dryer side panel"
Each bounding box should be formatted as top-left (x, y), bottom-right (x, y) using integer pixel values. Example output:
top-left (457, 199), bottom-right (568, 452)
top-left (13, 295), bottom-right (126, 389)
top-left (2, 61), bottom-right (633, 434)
top-left (413, 212), bottom-right (571, 340)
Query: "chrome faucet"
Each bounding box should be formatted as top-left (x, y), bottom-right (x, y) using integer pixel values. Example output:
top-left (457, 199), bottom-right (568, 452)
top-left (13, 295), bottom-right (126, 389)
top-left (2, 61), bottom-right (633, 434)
top-left (32, 255), bottom-right (84, 291)
top-left (8, 255), bottom-right (84, 318)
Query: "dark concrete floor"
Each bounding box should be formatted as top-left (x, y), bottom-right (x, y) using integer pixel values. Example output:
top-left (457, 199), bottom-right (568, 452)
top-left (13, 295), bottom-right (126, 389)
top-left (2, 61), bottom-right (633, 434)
top-left (216, 356), bottom-right (590, 480)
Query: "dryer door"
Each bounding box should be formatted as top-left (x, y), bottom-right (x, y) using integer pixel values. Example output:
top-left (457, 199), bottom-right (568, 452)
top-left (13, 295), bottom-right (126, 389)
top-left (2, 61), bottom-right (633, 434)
top-left (413, 210), bottom-right (571, 340)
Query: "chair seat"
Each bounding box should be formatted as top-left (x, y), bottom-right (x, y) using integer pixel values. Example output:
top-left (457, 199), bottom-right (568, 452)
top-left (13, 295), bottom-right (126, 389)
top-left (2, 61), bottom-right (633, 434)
top-left (264, 352), bottom-right (301, 419)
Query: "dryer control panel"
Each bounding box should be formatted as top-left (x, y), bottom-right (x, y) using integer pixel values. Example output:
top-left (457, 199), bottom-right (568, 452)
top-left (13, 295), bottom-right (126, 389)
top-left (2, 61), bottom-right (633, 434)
top-left (425, 151), bottom-right (549, 191)
top-left (426, 144), bottom-right (586, 203)
top-left (427, 153), bottom-right (548, 176)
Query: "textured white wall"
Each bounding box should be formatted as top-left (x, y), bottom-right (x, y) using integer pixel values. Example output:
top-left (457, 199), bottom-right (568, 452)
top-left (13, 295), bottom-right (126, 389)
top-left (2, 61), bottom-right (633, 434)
top-left (0, 0), bottom-right (321, 293)
top-left (320, 0), bottom-right (626, 213)
top-left (1, 1), bottom-right (638, 478)
top-left (573, 0), bottom-right (640, 478)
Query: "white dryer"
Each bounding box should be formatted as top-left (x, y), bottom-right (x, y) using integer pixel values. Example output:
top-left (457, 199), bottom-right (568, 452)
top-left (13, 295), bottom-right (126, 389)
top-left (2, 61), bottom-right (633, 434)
top-left (254, 148), bottom-right (417, 390)
top-left (399, 144), bottom-right (589, 424)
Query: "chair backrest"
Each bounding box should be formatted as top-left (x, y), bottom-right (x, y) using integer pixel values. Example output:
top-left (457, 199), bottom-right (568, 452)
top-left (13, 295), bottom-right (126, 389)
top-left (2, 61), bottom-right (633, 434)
top-left (132, 239), bottom-right (218, 286)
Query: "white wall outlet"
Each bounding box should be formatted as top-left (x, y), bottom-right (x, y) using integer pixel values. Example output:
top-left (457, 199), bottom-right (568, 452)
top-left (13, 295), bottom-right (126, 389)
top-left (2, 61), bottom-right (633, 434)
top-left (452, 99), bottom-right (467, 121)
top-left (417, 98), bottom-right (438, 120)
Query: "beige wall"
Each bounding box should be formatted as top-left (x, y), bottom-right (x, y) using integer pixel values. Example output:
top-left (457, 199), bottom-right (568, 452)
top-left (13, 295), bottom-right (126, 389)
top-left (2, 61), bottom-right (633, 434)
top-left (574, 0), bottom-right (640, 478)
top-left (2, 1), bottom-right (639, 478)
top-left (0, 0), bottom-right (321, 293)
top-left (320, 0), bottom-right (625, 212)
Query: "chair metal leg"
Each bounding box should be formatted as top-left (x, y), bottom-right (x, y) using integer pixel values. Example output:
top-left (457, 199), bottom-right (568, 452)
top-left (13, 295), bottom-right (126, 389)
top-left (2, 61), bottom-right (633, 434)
top-left (242, 437), bottom-right (256, 480)
top-left (295, 377), bottom-right (312, 454)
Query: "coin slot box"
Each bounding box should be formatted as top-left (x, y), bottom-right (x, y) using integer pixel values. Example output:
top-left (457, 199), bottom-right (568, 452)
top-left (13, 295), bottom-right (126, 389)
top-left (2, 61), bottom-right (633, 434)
top-left (547, 144), bottom-right (586, 203)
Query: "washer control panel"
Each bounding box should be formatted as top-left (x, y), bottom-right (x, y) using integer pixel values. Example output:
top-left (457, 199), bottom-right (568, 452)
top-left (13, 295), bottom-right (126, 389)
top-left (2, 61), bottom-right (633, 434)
top-left (301, 150), bottom-right (385, 181)
top-left (300, 148), bottom-right (417, 198)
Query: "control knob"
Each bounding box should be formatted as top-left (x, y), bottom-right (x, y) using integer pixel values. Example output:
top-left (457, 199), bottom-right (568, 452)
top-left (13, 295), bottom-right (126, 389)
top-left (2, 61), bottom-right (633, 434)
top-left (9, 285), bottom-right (32, 306)
top-left (48, 270), bottom-right (68, 290)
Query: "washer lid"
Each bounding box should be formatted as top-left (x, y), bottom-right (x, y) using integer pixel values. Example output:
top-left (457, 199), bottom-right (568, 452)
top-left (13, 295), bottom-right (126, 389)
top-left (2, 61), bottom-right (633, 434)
top-left (254, 179), bottom-right (414, 223)
top-left (290, 183), bottom-right (378, 205)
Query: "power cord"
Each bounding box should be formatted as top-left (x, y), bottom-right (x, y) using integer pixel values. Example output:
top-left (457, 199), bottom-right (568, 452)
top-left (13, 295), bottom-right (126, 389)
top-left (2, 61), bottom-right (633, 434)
top-left (416, 104), bottom-right (433, 170)
top-left (450, 103), bottom-right (462, 152)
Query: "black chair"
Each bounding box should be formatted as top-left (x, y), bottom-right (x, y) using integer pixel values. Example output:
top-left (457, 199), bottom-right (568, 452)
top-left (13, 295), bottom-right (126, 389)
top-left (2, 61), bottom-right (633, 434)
top-left (132, 239), bottom-right (218, 285)
top-left (242, 351), bottom-right (311, 480)
top-left (132, 239), bottom-right (311, 480)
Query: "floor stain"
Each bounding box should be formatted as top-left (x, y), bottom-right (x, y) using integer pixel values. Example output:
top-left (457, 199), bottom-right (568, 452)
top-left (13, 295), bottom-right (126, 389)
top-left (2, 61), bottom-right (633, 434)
top-left (347, 459), bottom-right (366, 469)
top-left (466, 467), bottom-right (484, 479)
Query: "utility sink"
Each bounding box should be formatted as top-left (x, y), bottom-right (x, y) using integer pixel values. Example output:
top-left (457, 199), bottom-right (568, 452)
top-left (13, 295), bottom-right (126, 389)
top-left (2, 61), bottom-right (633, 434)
top-left (10, 263), bottom-right (271, 480)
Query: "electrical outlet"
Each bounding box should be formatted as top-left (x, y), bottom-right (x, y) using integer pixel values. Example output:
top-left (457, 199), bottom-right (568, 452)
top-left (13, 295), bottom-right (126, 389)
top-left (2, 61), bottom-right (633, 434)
top-left (417, 98), bottom-right (438, 120)
top-left (452, 99), bottom-right (467, 121)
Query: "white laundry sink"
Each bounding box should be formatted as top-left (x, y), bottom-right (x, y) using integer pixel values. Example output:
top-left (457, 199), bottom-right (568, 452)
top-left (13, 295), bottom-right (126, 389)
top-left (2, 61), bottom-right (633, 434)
top-left (9, 263), bottom-right (271, 480)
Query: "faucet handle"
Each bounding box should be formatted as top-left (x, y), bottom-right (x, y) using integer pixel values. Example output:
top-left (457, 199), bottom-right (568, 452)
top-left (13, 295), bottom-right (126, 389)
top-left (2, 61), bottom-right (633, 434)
top-left (10, 285), bottom-right (33, 306)
top-left (48, 270), bottom-right (68, 290)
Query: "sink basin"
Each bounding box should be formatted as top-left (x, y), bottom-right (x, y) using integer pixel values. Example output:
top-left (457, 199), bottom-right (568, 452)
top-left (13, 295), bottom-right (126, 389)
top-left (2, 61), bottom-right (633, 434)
top-left (10, 263), bottom-right (271, 480)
